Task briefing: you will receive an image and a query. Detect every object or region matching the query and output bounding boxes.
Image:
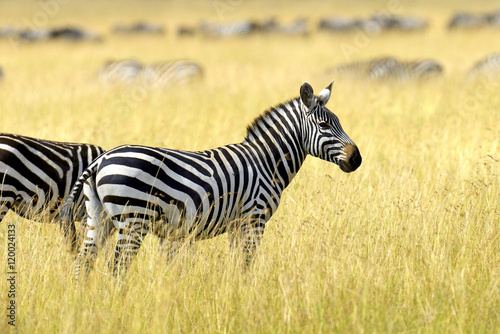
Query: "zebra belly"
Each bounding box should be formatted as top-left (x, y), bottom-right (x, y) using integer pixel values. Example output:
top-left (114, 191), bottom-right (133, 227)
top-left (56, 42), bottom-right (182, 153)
top-left (97, 181), bottom-right (242, 242)
top-left (100, 185), bottom-right (237, 241)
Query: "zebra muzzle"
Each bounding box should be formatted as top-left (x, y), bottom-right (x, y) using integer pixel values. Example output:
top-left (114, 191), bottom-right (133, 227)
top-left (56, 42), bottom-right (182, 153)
top-left (339, 144), bottom-right (362, 173)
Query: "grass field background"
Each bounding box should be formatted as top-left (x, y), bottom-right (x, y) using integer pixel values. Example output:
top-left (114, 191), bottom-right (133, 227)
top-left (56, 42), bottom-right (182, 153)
top-left (0, 0), bottom-right (499, 332)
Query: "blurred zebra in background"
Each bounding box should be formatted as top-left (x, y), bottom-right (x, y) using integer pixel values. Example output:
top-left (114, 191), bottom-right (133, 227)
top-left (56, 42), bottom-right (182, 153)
top-left (199, 20), bottom-right (259, 37)
top-left (98, 59), bottom-right (143, 84)
top-left (466, 53), bottom-right (500, 80)
top-left (111, 21), bottom-right (165, 35)
top-left (448, 9), bottom-right (500, 29)
top-left (259, 17), bottom-right (310, 36)
top-left (0, 134), bottom-right (104, 251)
top-left (327, 57), bottom-right (443, 83)
top-left (61, 81), bottom-right (362, 278)
top-left (98, 59), bottom-right (203, 87)
top-left (140, 60), bottom-right (204, 87)
top-left (318, 14), bottom-right (427, 33)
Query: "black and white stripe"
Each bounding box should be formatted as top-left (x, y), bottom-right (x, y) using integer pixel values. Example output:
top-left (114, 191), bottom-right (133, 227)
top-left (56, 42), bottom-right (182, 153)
top-left (140, 60), bottom-right (204, 88)
top-left (0, 134), bottom-right (104, 250)
top-left (61, 81), bottom-right (362, 277)
top-left (328, 57), bottom-right (443, 82)
top-left (448, 10), bottom-right (500, 29)
top-left (318, 14), bottom-right (427, 33)
top-left (98, 59), bottom-right (203, 87)
top-left (199, 20), bottom-right (259, 37)
top-left (467, 53), bottom-right (500, 80)
top-left (98, 59), bottom-right (143, 84)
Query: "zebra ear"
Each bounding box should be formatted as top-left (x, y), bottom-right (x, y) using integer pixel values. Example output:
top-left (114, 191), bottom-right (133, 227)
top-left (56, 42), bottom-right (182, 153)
top-left (317, 80), bottom-right (334, 106)
top-left (300, 82), bottom-right (316, 111)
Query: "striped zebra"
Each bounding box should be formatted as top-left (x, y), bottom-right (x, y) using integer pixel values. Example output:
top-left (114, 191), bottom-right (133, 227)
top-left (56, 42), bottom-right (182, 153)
top-left (139, 60), bottom-right (204, 88)
top-left (98, 59), bottom-right (203, 87)
top-left (259, 17), bottom-right (310, 36)
top-left (112, 22), bottom-right (165, 35)
top-left (466, 53), bottom-right (500, 80)
top-left (328, 57), bottom-right (443, 83)
top-left (448, 10), bottom-right (500, 29)
top-left (61, 81), bottom-right (362, 278)
top-left (199, 20), bottom-right (259, 37)
top-left (0, 134), bottom-right (104, 251)
top-left (98, 59), bottom-right (143, 84)
top-left (361, 14), bottom-right (428, 32)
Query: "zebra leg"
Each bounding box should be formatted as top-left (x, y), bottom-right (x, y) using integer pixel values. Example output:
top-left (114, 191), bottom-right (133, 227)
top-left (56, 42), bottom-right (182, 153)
top-left (112, 217), bottom-right (149, 277)
top-left (240, 218), bottom-right (266, 266)
top-left (75, 182), bottom-right (107, 280)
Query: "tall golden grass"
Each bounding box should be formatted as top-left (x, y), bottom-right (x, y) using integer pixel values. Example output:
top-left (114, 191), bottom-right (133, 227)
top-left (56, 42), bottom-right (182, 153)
top-left (0, 0), bottom-right (499, 332)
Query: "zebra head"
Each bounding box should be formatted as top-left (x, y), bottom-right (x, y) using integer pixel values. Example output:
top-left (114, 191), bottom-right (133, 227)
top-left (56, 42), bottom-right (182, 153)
top-left (299, 80), bottom-right (361, 173)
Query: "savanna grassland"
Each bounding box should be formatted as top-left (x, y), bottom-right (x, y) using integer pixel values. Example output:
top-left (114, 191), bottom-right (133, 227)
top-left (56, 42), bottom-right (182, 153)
top-left (0, 0), bottom-right (499, 333)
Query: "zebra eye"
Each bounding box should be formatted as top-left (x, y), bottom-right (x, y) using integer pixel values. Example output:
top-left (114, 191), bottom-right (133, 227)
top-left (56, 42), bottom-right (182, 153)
top-left (318, 121), bottom-right (330, 130)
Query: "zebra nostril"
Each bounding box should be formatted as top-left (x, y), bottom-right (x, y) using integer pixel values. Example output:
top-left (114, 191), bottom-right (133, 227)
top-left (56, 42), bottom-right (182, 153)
top-left (348, 146), bottom-right (362, 170)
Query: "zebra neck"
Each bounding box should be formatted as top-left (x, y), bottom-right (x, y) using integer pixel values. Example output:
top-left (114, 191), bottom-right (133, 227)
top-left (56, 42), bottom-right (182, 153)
top-left (243, 137), bottom-right (306, 192)
top-left (244, 99), bottom-right (307, 191)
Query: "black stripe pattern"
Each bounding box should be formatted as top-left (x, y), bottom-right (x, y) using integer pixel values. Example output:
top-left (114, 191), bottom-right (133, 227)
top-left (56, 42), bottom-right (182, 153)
top-left (62, 81), bottom-right (362, 278)
top-left (98, 59), bottom-right (203, 87)
top-left (0, 134), bottom-right (104, 248)
top-left (328, 57), bottom-right (443, 83)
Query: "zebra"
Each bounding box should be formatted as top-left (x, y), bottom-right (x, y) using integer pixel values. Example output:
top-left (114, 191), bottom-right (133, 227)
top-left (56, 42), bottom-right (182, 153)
top-left (48, 27), bottom-right (101, 42)
top-left (98, 59), bottom-right (143, 84)
top-left (198, 20), bottom-right (259, 38)
top-left (0, 134), bottom-right (105, 251)
top-left (112, 22), bottom-right (165, 35)
top-left (61, 80), bottom-right (362, 278)
top-left (362, 14), bottom-right (428, 32)
top-left (139, 60), bottom-right (204, 88)
top-left (258, 17), bottom-right (310, 36)
top-left (448, 10), bottom-right (500, 29)
top-left (98, 59), bottom-right (203, 87)
top-left (18, 26), bottom-right (101, 42)
top-left (318, 15), bottom-right (427, 33)
top-left (466, 53), bottom-right (500, 80)
top-left (327, 57), bottom-right (443, 83)
top-left (318, 16), bottom-right (363, 32)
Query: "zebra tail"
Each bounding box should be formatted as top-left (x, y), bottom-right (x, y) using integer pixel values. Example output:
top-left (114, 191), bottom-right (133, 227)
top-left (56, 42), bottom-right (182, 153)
top-left (60, 157), bottom-right (102, 252)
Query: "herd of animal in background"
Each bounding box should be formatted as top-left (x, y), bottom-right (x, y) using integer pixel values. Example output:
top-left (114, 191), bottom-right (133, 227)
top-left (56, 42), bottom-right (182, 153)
top-left (1, 53), bottom-right (497, 87)
top-left (1, 8), bottom-right (500, 41)
top-left (326, 57), bottom-right (444, 83)
top-left (1, 9), bottom-right (500, 86)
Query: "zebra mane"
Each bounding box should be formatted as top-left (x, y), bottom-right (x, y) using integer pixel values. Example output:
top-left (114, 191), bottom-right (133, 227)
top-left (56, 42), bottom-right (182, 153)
top-left (245, 97), bottom-right (299, 142)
